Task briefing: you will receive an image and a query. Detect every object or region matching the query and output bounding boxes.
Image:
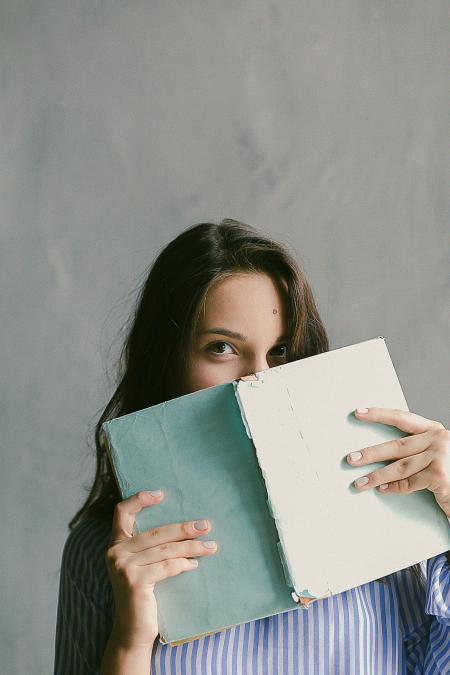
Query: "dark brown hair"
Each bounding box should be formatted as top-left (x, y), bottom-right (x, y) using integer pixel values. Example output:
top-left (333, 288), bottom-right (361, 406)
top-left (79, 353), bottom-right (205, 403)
top-left (68, 218), bottom-right (424, 590)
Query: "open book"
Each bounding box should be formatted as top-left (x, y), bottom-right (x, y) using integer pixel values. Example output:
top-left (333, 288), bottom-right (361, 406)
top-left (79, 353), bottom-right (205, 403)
top-left (102, 336), bottom-right (450, 646)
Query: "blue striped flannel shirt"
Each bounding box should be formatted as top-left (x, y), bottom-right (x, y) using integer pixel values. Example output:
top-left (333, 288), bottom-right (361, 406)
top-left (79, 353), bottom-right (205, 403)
top-left (53, 516), bottom-right (450, 674)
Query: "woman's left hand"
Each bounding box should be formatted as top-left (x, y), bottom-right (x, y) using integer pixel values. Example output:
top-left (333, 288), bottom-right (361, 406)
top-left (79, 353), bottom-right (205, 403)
top-left (348, 407), bottom-right (450, 518)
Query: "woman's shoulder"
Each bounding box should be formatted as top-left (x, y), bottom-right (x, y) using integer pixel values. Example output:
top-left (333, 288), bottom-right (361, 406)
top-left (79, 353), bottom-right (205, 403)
top-left (54, 515), bottom-right (115, 673)
top-left (60, 514), bottom-right (113, 600)
top-left (63, 513), bottom-right (112, 558)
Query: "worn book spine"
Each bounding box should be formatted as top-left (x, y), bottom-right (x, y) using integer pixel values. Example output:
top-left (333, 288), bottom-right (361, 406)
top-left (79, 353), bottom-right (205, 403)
top-left (232, 380), bottom-right (308, 605)
top-left (232, 379), bottom-right (332, 608)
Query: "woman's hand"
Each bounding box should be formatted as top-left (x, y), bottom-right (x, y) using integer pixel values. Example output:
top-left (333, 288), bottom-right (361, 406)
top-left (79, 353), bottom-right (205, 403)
top-left (347, 407), bottom-right (450, 518)
top-left (104, 491), bottom-right (218, 649)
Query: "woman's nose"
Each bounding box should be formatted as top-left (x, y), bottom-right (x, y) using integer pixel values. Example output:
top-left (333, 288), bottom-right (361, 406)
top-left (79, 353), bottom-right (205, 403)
top-left (244, 357), bottom-right (269, 376)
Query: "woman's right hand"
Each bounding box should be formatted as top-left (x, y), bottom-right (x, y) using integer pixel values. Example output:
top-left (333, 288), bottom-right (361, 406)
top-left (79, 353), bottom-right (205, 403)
top-left (104, 490), bottom-right (218, 649)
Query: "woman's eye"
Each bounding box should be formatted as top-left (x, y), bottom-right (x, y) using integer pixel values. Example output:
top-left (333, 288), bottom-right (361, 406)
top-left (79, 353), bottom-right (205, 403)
top-left (270, 344), bottom-right (288, 358)
top-left (207, 341), bottom-right (234, 355)
top-left (206, 342), bottom-right (288, 358)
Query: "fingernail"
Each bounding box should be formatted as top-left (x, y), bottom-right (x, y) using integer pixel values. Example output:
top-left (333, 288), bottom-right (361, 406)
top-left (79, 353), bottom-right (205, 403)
top-left (149, 490), bottom-right (162, 497)
top-left (202, 540), bottom-right (217, 548)
top-left (194, 520), bottom-right (209, 530)
top-left (348, 451), bottom-right (362, 462)
top-left (379, 483), bottom-right (389, 490)
top-left (355, 407), bottom-right (369, 414)
top-left (354, 476), bottom-right (369, 488)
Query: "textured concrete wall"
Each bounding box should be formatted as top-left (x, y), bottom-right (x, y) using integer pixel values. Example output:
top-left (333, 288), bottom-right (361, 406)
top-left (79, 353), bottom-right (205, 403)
top-left (1, 2), bottom-right (448, 672)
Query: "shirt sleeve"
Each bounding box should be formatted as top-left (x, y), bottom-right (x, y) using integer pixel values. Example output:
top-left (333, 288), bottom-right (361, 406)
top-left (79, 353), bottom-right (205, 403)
top-left (420, 552), bottom-right (450, 674)
top-left (53, 517), bottom-right (115, 675)
top-left (425, 552), bottom-right (450, 626)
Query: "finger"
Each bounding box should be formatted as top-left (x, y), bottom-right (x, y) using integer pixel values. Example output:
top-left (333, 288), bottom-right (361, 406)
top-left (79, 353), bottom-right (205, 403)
top-left (354, 407), bottom-right (445, 435)
top-left (126, 518), bottom-right (212, 553)
top-left (238, 374), bottom-right (258, 381)
top-left (347, 430), bottom-right (433, 466)
top-left (378, 467), bottom-right (437, 495)
top-left (109, 490), bottom-right (164, 546)
top-left (353, 449), bottom-right (433, 490)
top-left (365, 451), bottom-right (450, 518)
top-left (133, 537), bottom-right (218, 566)
top-left (138, 556), bottom-right (200, 585)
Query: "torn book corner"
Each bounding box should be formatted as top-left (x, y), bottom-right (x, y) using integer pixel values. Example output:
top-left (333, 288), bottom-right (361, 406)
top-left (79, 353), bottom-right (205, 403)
top-left (232, 381), bottom-right (253, 439)
top-left (292, 587), bottom-right (333, 608)
top-left (295, 593), bottom-right (316, 609)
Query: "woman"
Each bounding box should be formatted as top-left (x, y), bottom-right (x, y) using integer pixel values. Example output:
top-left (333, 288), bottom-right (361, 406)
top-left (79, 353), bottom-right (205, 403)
top-left (53, 219), bottom-right (450, 674)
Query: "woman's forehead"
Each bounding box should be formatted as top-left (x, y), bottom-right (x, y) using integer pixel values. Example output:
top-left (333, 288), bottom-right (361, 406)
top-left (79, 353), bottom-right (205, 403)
top-left (197, 273), bottom-right (287, 333)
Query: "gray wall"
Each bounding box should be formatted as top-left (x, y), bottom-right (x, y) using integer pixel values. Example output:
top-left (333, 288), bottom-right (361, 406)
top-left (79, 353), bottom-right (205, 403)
top-left (1, 2), bottom-right (448, 672)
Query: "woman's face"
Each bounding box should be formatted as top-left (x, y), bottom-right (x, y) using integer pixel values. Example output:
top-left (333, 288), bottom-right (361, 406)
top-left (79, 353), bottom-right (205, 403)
top-left (181, 272), bottom-right (289, 395)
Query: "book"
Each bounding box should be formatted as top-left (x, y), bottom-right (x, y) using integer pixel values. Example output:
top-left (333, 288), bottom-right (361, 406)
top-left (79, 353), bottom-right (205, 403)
top-left (102, 336), bottom-right (450, 646)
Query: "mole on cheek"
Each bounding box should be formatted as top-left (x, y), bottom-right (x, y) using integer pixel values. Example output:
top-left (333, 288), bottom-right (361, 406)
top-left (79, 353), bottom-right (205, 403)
top-left (272, 308), bottom-right (278, 314)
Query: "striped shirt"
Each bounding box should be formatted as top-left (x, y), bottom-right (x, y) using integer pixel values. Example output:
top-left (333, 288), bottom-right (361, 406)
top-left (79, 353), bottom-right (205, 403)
top-left (53, 515), bottom-right (450, 674)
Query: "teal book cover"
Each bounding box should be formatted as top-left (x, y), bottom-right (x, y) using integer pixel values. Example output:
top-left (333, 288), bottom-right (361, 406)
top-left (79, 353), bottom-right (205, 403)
top-left (102, 336), bottom-right (450, 646)
top-left (102, 377), bottom-right (298, 646)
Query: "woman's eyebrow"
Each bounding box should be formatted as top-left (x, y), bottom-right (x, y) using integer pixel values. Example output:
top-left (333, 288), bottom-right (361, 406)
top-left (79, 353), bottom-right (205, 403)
top-left (196, 327), bottom-right (289, 343)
